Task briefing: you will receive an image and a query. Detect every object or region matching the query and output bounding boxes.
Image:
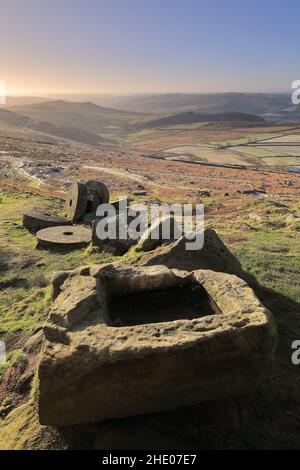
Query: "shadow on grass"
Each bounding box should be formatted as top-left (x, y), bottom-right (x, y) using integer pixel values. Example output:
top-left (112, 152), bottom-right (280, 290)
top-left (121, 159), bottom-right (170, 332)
top-left (36, 244), bottom-right (88, 254)
top-left (0, 247), bottom-right (14, 276)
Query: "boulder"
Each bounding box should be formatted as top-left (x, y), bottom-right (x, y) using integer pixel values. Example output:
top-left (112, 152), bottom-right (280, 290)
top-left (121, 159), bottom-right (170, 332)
top-left (138, 228), bottom-right (243, 277)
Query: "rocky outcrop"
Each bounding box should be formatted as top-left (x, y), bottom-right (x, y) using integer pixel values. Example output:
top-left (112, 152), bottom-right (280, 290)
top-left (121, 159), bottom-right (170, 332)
top-left (138, 229), bottom-right (243, 277)
top-left (38, 264), bottom-right (277, 427)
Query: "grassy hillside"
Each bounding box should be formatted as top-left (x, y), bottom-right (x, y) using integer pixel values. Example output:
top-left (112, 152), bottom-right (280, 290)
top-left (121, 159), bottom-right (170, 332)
top-left (8, 100), bottom-right (150, 139)
top-left (0, 190), bottom-right (300, 449)
top-left (0, 108), bottom-right (111, 146)
top-left (138, 111), bottom-right (265, 129)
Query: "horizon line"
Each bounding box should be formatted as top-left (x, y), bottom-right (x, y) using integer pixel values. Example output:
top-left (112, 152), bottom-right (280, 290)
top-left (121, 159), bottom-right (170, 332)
top-left (6, 89), bottom-right (291, 98)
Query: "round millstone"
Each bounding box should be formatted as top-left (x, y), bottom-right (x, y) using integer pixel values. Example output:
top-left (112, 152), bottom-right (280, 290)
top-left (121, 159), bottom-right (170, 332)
top-left (23, 210), bottom-right (72, 232)
top-left (65, 182), bottom-right (87, 222)
top-left (36, 226), bottom-right (91, 248)
top-left (85, 180), bottom-right (109, 212)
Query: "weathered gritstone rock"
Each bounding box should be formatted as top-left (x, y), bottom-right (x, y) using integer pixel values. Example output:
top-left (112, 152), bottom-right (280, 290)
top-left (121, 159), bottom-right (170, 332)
top-left (65, 181), bottom-right (87, 222)
top-left (38, 264), bottom-right (277, 427)
top-left (36, 225), bottom-right (91, 249)
top-left (23, 210), bottom-right (72, 232)
top-left (50, 269), bottom-right (75, 299)
top-left (139, 228), bottom-right (243, 277)
top-left (50, 265), bottom-right (92, 300)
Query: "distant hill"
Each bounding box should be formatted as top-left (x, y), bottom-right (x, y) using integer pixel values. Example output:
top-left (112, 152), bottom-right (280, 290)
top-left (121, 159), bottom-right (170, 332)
top-left (89, 92), bottom-right (293, 120)
top-left (7, 100), bottom-right (148, 137)
top-left (139, 111), bottom-right (265, 128)
top-left (0, 108), bottom-right (111, 146)
top-left (6, 93), bottom-right (299, 123)
top-left (3, 96), bottom-right (53, 107)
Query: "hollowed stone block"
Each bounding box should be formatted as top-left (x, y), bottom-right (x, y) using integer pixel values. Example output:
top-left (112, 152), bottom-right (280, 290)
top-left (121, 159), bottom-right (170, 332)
top-left (38, 265), bottom-right (277, 426)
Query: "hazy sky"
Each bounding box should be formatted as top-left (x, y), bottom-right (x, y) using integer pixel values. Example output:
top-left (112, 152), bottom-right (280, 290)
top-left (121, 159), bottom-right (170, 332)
top-left (1, 0), bottom-right (299, 95)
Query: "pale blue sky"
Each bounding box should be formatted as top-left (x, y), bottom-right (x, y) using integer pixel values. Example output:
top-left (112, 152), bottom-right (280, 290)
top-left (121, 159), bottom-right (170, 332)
top-left (0, 0), bottom-right (299, 94)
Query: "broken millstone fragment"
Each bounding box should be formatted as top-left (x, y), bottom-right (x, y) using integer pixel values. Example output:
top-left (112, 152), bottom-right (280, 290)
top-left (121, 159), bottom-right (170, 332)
top-left (36, 225), bottom-right (91, 249)
top-left (23, 209), bottom-right (71, 232)
top-left (65, 181), bottom-right (87, 222)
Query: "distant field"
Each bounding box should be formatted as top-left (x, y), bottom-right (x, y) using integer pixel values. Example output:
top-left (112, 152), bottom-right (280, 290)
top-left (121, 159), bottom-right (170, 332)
top-left (126, 122), bottom-right (300, 168)
top-left (126, 123), bottom-right (294, 151)
top-left (162, 145), bottom-right (258, 166)
top-left (230, 145), bottom-right (275, 158)
top-left (259, 134), bottom-right (300, 143)
top-left (245, 130), bottom-right (300, 166)
top-left (256, 145), bottom-right (300, 155)
top-left (131, 124), bottom-right (300, 168)
top-left (162, 138), bottom-right (300, 167)
top-left (260, 156), bottom-right (300, 166)
top-left (209, 134), bottom-right (278, 147)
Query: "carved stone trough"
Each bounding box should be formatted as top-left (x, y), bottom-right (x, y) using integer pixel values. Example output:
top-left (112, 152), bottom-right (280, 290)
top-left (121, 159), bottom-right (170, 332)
top-left (38, 264), bottom-right (277, 426)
